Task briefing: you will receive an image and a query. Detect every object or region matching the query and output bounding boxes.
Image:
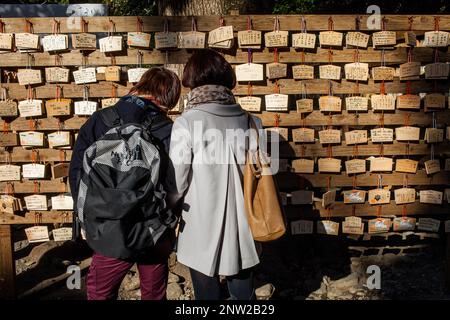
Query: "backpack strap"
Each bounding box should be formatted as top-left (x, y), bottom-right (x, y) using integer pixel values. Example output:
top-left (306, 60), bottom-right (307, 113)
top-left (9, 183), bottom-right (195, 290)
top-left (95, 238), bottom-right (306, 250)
top-left (99, 105), bottom-right (123, 128)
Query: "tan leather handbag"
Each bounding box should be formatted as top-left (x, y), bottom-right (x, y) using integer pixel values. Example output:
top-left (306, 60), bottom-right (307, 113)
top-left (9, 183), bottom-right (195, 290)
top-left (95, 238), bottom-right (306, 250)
top-left (243, 114), bottom-right (286, 242)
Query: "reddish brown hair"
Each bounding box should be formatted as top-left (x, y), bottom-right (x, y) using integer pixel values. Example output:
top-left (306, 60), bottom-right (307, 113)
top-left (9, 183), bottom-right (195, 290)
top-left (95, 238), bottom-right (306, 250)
top-left (182, 49), bottom-right (236, 90)
top-left (129, 67), bottom-right (181, 110)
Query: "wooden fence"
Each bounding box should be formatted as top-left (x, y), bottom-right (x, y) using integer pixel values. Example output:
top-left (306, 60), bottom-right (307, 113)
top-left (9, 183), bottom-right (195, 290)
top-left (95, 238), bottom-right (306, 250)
top-left (0, 14), bottom-right (449, 299)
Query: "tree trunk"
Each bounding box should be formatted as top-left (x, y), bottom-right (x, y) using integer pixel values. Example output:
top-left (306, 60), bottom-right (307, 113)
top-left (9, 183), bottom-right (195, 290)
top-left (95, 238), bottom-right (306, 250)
top-left (157, 0), bottom-right (227, 16)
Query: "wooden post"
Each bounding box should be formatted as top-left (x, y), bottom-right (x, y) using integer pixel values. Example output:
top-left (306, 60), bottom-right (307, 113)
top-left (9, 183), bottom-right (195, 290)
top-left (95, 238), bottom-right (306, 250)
top-left (0, 225), bottom-right (16, 299)
top-left (446, 234), bottom-right (450, 293)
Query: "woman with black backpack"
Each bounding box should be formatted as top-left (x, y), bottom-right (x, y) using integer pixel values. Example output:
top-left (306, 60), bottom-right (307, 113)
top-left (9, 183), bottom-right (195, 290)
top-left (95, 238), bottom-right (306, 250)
top-left (69, 67), bottom-right (181, 300)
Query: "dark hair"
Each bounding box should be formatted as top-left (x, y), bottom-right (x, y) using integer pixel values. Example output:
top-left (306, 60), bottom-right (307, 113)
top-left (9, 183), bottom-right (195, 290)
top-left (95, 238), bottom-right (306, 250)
top-left (129, 67), bottom-right (181, 110)
top-left (182, 49), bottom-right (236, 90)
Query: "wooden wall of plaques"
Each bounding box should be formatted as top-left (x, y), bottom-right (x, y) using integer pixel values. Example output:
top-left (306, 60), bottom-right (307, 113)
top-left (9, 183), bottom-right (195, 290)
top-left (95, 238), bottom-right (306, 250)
top-left (0, 14), bottom-right (449, 245)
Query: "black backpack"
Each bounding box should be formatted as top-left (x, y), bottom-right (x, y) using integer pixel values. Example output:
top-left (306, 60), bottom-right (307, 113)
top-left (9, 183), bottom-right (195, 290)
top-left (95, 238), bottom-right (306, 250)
top-left (75, 105), bottom-right (175, 259)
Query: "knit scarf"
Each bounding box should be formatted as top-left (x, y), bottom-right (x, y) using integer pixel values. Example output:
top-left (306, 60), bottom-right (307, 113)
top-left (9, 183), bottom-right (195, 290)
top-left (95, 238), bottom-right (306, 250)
top-left (185, 85), bottom-right (236, 110)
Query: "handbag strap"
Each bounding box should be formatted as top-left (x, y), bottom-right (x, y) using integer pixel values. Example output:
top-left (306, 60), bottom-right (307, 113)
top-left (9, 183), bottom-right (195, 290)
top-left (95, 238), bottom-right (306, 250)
top-left (246, 112), bottom-right (263, 175)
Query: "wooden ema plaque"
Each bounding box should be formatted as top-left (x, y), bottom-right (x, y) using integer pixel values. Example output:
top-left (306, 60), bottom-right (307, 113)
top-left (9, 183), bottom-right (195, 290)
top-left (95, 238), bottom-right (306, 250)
top-left (371, 94), bottom-right (396, 111)
top-left (322, 189), bottom-right (336, 207)
top-left (264, 30), bottom-right (289, 48)
top-left (393, 217), bottom-right (416, 232)
top-left (265, 94), bottom-right (288, 111)
top-left (235, 63), bottom-right (264, 82)
top-left (344, 62), bottom-right (369, 81)
top-left (48, 131), bottom-right (71, 148)
top-left (343, 189), bottom-right (366, 204)
top-left (72, 33), bottom-right (96, 50)
top-left (394, 187), bottom-right (416, 204)
top-left (18, 99), bottom-right (43, 117)
top-left (0, 164), bottom-right (21, 182)
top-left (19, 131), bottom-right (44, 147)
top-left (105, 66), bottom-right (121, 82)
top-left (424, 93), bottom-right (445, 109)
top-left (45, 99), bottom-right (71, 117)
top-left (0, 33), bottom-right (13, 51)
top-left (318, 129), bottom-right (341, 144)
top-left (178, 31), bottom-right (206, 49)
top-left (52, 163), bottom-right (70, 179)
top-left (296, 99), bottom-right (313, 113)
top-left (128, 68), bottom-right (149, 83)
top-left (17, 69), bottom-right (42, 86)
top-left (127, 32), bottom-right (151, 48)
top-left (99, 36), bottom-right (123, 52)
top-left (403, 31), bottom-right (417, 47)
top-left (42, 34), bottom-right (68, 52)
top-left (292, 128), bottom-right (315, 143)
top-left (424, 63), bottom-right (449, 80)
top-left (24, 194), bottom-right (48, 211)
top-left (318, 158), bottom-right (341, 173)
top-left (397, 94), bottom-right (421, 110)
top-left (266, 62), bottom-right (288, 79)
top-left (342, 219), bottom-right (364, 235)
top-left (319, 96), bottom-right (341, 112)
top-left (372, 66), bottom-right (395, 81)
top-left (101, 98), bottom-right (120, 108)
top-left (395, 126), bottom-right (420, 141)
top-left (22, 163), bottom-right (47, 179)
top-left (395, 159), bottom-right (418, 173)
top-left (292, 33), bottom-right (316, 49)
top-left (345, 130), bottom-right (367, 145)
top-left (52, 227), bottom-right (73, 241)
top-left (0, 99), bottom-right (18, 117)
top-left (154, 32), bottom-right (178, 49)
top-left (418, 218), bottom-right (441, 232)
top-left (399, 62), bottom-right (421, 80)
top-left (319, 64), bottom-right (341, 80)
top-left (208, 26), bottom-right (234, 46)
top-left (424, 159), bottom-right (440, 175)
top-left (238, 30), bottom-right (262, 49)
top-left (372, 31), bottom-right (396, 47)
top-left (425, 128), bottom-right (444, 143)
top-left (292, 65), bottom-right (314, 80)
top-left (291, 190), bottom-right (314, 205)
top-left (368, 188), bottom-right (391, 205)
top-left (368, 218), bottom-right (391, 234)
top-left (25, 225), bottom-right (49, 243)
top-left (0, 132), bottom-right (18, 147)
top-left (419, 190), bottom-right (443, 204)
top-left (238, 96), bottom-right (261, 112)
top-left (423, 31), bottom-right (449, 47)
top-left (51, 195), bottom-right (73, 210)
top-left (45, 67), bottom-right (70, 83)
top-left (345, 96), bottom-right (368, 111)
top-left (345, 31), bottom-right (369, 48)
top-left (369, 157), bottom-right (393, 172)
top-left (345, 159), bottom-right (366, 174)
top-left (317, 220), bottom-right (339, 236)
top-left (73, 67), bottom-right (97, 84)
top-left (371, 128), bottom-right (393, 143)
top-left (319, 31), bottom-right (343, 47)
top-left (291, 220), bottom-right (314, 235)
top-left (292, 158), bottom-right (314, 173)
top-left (15, 33), bottom-right (39, 49)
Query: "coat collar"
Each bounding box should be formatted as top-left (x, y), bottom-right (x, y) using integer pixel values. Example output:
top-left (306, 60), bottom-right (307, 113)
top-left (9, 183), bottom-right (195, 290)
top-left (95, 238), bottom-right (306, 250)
top-left (186, 103), bottom-right (245, 117)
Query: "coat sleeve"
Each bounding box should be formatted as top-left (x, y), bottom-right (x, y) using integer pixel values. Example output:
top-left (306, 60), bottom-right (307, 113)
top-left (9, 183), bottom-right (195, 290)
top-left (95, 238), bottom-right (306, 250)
top-left (69, 113), bottom-right (105, 201)
top-left (166, 116), bottom-right (193, 208)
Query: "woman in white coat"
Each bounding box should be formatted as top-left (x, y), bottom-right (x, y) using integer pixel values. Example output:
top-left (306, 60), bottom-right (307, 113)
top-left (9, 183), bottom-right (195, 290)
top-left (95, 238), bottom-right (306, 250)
top-left (168, 49), bottom-right (261, 300)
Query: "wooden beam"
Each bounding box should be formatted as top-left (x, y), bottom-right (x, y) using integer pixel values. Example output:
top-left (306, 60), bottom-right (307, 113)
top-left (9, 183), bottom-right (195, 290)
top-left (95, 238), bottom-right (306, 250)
top-left (286, 201), bottom-right (450, 218)
top-left (0, 15), bottom-right (449, 33)
top-left (0, 47), bottom-right (447, 67)
top-left (0, 181), bottom-right (68, 193)
top-left (0, 225), bottom-right (15, 299)
top-left (0, 148), bottom-right (72, 163)
top-left (0, 211), bottom-right (73, 225)
top-left (277, 171), bottom-right (450, 188)
top-left (280, 141), bottom-right (450, 157)
top-left (1, 79), bottom-right (447, 100)
top-left (259, 110), bottom-right (450, 127)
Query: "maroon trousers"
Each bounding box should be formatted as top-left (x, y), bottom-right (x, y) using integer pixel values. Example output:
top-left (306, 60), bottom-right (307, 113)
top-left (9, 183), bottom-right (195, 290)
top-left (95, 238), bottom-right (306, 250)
top-left (86, 234), bottom-right (172, 300)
